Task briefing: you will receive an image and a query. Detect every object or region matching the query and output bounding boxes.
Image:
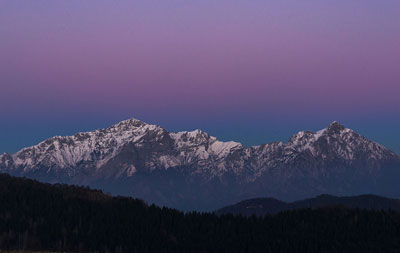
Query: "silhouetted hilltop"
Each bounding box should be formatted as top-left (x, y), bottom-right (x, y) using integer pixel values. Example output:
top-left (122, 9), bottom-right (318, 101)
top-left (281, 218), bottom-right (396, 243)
top-left (217, 194), bottom-right (400, 216)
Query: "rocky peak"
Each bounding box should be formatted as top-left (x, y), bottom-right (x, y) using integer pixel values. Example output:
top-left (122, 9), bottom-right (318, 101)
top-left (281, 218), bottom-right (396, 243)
top-left (282, 121), bottom-right (399, 162)
top-left (288, 130), bottom-right (314, 144)
top-left (110, 118), bottom-right (146, 129)
top-left (287, 121), bottom-right (350, 146)
top-left (327, 121), bottom-right (346, 134)
top-left (106, 118), bottom-right (163, 134)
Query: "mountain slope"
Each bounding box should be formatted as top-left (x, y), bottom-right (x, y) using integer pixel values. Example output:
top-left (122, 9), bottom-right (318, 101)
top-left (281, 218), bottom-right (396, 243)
top-left (1, 118), bottom-right (399, 210)
top-left (217, 194), bottom-right (400, 216)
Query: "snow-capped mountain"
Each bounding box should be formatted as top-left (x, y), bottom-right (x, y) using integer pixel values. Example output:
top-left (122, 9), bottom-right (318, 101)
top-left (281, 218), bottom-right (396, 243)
top-left (1, 118), bottom-right (399, 211)
top-left (0, 119), bottom-right (242, 178)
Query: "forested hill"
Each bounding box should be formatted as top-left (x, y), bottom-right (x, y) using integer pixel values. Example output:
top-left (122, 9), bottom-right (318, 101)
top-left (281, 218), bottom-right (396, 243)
top-left (217, 194), bottom-right (400, 216)
top-left (1, 173), bottom-right (400, 252)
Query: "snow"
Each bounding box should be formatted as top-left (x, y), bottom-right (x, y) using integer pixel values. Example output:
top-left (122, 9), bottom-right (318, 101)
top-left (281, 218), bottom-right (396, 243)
top-left (314, 128), bottom-right (326, 140)
top-left (209, 141), bottom-right (241, 158)
top-left (0, 118), bottom-right (397, 181)
top-left (126, 165), bottom-right (136, 177)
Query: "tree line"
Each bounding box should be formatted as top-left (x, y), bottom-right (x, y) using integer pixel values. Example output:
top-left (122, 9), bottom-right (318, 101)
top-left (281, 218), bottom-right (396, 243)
top-left (0, 173), bottom-right (399, 252)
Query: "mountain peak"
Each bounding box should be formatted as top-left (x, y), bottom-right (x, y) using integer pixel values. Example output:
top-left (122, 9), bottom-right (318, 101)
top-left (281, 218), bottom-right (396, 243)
top-left (107, 118), bottom-right (166, 135)
top-left (328, 121), bottom-right (344, 127)
top-left (112, 118), bottom-right (147, 127)
top-left (327, 121), bottom-right (345, 133)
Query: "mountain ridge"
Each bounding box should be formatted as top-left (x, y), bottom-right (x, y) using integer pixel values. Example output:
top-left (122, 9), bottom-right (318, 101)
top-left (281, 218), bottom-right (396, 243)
top-left (1, 118), bottom-right (399, 210)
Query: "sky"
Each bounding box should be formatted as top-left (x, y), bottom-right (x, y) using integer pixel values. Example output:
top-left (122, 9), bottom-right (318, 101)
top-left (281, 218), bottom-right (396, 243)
top-left (0, 0), bottom-right (399, 154)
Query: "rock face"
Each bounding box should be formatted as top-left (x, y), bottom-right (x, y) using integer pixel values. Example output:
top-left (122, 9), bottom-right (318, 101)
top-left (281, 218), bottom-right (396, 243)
top-left (1, 118), bottom-right (399, 211)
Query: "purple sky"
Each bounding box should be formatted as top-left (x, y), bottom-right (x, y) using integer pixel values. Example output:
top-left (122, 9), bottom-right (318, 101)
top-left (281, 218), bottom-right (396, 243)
top-left (1, 0), bottom-right (399, 154)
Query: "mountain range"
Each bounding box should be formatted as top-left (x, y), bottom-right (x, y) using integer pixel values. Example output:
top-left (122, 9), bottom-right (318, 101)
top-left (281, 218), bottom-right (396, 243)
top-left (1, 118), bottom-right (400, 211)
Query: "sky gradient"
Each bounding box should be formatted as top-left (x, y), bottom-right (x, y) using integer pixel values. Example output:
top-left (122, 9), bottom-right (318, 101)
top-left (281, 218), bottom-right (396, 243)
top-left (1, 0), bottom-right (399, 154)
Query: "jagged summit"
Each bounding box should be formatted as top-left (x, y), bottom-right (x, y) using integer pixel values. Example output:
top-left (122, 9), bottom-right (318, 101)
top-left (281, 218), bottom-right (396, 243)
top-left (110, 117), bottom-right (149, 128)
top-left (327, 121), bottom-right (346, 133)
top-left (0, 118), bottom-right (399, 210)
top-left (288, 121), bottom-right (345, 143)
top-left (329, 120), bottom-right (342, 126)
top-left (104, 118), bottom-right (163, 133)
top-left (115, 117), bottom-right (143, 124)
